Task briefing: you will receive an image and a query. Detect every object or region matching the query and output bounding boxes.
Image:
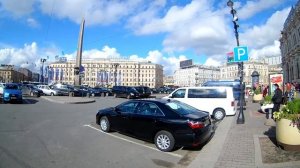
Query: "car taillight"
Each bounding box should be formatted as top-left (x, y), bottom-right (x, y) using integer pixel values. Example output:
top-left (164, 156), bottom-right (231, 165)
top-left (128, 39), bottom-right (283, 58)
top-left (188, 121), bottom-right (205, 129)
top-left (231, 101), bottom-right (235, 107)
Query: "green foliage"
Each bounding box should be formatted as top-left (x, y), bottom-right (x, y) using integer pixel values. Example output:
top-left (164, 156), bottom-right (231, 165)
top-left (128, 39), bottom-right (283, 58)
top-left (274, 98), bottom-right (300, 129)
top-left (254, 87), bottom-right (261, 95)
top-left (263, 95), bottom-right (272, 105)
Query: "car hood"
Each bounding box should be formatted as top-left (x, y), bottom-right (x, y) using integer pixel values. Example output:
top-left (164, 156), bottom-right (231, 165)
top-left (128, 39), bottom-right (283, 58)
top-left (4, 89), bottom-right (22, 94)
top-left (98, 107), bottom-right (114, 114)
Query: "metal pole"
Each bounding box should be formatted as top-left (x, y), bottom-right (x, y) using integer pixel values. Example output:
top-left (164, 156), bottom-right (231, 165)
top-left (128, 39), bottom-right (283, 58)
top-left (227, 0), bottom-right (244, 124)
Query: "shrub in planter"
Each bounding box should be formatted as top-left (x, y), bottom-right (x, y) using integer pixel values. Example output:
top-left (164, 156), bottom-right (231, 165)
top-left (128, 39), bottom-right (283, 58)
top-left (273, 99), bottom-right (300, 151)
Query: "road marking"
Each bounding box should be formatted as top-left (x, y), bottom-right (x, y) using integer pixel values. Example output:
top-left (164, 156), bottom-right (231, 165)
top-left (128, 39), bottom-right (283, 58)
top-left (83, 124), bottom-right (182, 158)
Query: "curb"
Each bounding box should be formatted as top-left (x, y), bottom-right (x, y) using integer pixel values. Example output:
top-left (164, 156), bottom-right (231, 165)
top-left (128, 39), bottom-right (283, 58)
top-left (41, 96), bottom-right (96, 104)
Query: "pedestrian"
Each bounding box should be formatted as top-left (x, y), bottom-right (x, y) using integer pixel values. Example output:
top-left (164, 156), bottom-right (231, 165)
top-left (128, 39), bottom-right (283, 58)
top-left (271, 84), bottom-right (283, 118)
top-left (263, 85), bottom-right (269, 97)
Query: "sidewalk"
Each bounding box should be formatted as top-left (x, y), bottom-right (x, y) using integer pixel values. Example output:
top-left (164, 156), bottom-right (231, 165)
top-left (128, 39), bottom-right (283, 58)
top-left (188, 97), bottom-right (300, 168)
top-left (41, 96), bottom-right (95, 104)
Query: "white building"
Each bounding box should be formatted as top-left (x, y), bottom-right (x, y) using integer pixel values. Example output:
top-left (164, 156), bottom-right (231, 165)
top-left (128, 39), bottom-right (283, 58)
top-left (174, 65), bottom-right (220, 87)
top-left (49, 58), bottom-right (164, 88)
top-left (280, 0), bottom-right (300, 83)
top-left (220, 60), bottom-right (269, 85)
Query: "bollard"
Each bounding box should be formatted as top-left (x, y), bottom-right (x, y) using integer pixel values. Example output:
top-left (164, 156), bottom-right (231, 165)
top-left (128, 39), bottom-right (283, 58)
top-left (266, 108), bottom-right (272, 119)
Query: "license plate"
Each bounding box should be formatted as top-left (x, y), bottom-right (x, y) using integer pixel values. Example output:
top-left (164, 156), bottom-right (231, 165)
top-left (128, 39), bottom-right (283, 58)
top-left (11, 97), bottom-right (16, 99)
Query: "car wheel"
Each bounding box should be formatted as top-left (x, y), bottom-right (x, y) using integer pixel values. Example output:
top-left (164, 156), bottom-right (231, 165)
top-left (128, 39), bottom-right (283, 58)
top-left (114, 93), bottom-right (117, 98)
top-left (154, 130), bottom-right (175, 152)
top-left (50, 92), bottom-right (54, 96)
top-left (100, 116), bottom-right (110, 132)
top-left (213, 108), bottom-right (225, 121)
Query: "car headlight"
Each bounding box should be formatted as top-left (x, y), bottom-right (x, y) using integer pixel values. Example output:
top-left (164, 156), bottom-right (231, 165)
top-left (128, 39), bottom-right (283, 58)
top-left (4, 93), bottom-right (9, 97)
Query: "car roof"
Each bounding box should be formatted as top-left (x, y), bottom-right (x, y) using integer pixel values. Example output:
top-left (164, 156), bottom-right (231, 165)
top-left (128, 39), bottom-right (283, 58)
top-left (175, 86), bottom-right (233, 90)
top-left (129, 98), bottom-right (172, 104)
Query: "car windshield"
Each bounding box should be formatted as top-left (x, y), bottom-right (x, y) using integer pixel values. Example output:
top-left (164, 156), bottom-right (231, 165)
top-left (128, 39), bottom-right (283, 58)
top-left (165, 101), bottom-right (199, 115)
top-left (5, 84), bottom-right (19, 90)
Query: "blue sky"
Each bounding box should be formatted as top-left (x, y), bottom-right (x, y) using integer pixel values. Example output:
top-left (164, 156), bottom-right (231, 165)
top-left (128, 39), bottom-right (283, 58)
top-left (0, 0), bottom-right (298, 75)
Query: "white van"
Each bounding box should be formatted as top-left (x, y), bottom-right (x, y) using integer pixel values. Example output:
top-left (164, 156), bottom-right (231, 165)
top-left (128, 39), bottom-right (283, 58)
top-left (163, 86), bottom-right (237, 120)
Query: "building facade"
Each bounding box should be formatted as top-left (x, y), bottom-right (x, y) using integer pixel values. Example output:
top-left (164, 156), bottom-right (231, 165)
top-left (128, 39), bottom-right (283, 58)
top-left (280, 0), bottom-right (300, 83)
top-left (220, 61), bottom-right (269, 85)
top-left (0, 65), bottom-right (33, 83)
top-left (49, 59), bottom-right (164, 88)
top-left (173, 65), bottom-right (220, 87)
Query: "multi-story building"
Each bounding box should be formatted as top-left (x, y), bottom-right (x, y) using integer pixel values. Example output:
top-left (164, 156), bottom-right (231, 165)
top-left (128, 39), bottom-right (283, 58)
top-left (220, 60), bottom-right (269, 85)
top-left (49, 58), bottom-right (164, 88)
top-left (163, 76), bottom-right (175, 86)
top-left (280, 0), bottom-right (300, 83)
top-left (0, 64), bottom-right (19, 83)
top-left (18, 68), bottom-right (33, 82)
top-left (173, 65), bottom-right (220, 87)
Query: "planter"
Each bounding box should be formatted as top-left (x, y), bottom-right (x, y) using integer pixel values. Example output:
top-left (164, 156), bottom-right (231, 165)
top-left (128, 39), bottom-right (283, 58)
top-left (276, 118), bottom-right (300, 151)
top-left (253, 94), bottom-right (263, 103)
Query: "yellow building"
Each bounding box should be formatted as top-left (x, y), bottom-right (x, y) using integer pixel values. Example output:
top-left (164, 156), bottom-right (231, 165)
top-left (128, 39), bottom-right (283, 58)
top-left (49, 58), bottom-right (164, 88)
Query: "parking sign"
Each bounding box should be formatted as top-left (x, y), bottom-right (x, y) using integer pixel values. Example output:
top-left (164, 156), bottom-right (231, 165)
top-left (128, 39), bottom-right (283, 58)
top-left (234, 46), bottom-right (248, 62)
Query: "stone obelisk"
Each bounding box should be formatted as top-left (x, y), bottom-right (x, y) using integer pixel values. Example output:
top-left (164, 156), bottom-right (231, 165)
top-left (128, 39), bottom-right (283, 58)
top-left (74, 18), bottom-right (85, 86)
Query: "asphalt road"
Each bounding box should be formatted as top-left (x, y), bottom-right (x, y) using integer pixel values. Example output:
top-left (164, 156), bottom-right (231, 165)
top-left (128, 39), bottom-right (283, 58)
top-left (0, 96), bottom-right (213, 168)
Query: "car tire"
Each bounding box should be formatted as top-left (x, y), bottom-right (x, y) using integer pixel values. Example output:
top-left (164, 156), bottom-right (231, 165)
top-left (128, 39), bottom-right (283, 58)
top-left (154, 130), bottom-right (175, 152)
top-left (50, 92), bottom-right (54, 96)
top-left (213, 108), bottom-right (225, 121)
top-left (99, 116), bottom-right (110, 132)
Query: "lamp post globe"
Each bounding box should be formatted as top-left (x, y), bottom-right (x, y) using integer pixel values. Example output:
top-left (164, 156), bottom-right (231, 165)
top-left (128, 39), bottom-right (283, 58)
top-left (227, 0), bottom-right (233, 7)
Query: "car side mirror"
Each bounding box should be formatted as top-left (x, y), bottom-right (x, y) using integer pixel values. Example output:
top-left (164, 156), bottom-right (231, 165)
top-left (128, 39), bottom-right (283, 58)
top-left (168, 94), bottom-right (173, 98)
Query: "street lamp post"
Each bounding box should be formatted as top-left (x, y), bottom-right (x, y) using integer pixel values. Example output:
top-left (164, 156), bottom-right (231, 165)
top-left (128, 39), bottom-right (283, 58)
top-left (227, 0), bottom-right (245, 124)
top-left (40, 58), bottom-right (47, 83)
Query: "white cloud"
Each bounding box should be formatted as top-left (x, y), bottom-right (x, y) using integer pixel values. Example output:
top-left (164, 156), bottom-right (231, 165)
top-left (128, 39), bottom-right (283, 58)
top-left (128, 0), bottom-right (233, 63)
top-left (204, 56), bottom-right (223, 67)
top-left (241, 7), bottom-right (290, 59)
top-left (82, 46), bottom-right (121, 59)
top-left (27, 18), bottom-right (40, 28)
top-left (249, 41), bottom-right (281, 60)
top-left (238, 0), bottom-right (283, 19)
top-left (0, 0), bottom-right (35, 17)
top-left (38, 0), bottom-right (143, 26)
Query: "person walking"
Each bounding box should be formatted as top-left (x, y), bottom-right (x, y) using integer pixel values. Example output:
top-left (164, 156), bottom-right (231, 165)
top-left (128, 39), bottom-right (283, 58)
top-left (272, 84), bottom-right (283, 117)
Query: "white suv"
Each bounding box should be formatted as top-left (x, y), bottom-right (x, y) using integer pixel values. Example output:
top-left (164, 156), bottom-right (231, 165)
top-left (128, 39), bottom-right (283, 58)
top-left (163, 86), bottom-right (237, 120)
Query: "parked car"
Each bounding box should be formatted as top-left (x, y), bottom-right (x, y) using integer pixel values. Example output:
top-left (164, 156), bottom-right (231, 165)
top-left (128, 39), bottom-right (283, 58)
top-left (51, 84), bottom-right (80, 96)
top-left (163, 86), bottom-right (237, 121)
top-left (134, 86), bottom-right (152, 98)
top-left (96, 99), bottom-right (214, 152)
top-left (94, 87), bottom-right (112, 96)
top-left (22, 84), bottom-right (43, 97)
top-left (112, 86), bottom-right (140, 99)
top-left (37, 85), bottom-right (62, 96)
top-left (2, 83), bottom-right (23, 103)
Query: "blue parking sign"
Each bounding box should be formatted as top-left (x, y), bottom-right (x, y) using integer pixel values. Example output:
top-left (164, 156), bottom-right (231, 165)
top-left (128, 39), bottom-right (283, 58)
top-left (234, 46), bottom-right (248, 62)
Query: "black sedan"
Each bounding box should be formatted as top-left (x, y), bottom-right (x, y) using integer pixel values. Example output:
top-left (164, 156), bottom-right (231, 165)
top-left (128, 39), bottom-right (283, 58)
top-left (96, 99), bottom-right (214, 152)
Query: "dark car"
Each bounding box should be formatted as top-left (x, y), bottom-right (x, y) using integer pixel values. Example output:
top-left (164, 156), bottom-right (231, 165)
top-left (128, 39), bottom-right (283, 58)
top-left (96, 99), bottom-right (214, 152)
top-left (134, 86), bottom-right (152, 98)
top-left (94, 87), bottom-right (112, 96)
top-left (112, 86), bottom-right (140, 99)
top-left (22, 84), bottom-right (43, 97)
top-left (3, 83), bottom-right (23, 103)
top-left (51, 84), bottom-right (80, 96)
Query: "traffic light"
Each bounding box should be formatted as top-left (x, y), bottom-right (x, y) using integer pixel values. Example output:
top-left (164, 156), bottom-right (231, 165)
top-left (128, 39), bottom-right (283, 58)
top-left (74, 67), bottom-right (80, 75)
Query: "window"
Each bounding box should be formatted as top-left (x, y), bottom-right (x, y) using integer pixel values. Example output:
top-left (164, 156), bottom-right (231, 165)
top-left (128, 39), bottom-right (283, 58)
top-left (188, 88), bottom-right (227, 98)
top-left (117, 101), bottom-right (139, 114)
top-left (137, 102), bottom-right (164, 116)
top-left (171, 89), bottom-right (186, 98)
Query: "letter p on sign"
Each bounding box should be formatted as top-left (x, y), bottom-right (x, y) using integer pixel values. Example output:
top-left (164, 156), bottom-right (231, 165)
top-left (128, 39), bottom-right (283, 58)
top-left (234, 46), bottom-right (248, 62)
